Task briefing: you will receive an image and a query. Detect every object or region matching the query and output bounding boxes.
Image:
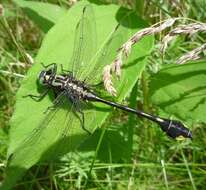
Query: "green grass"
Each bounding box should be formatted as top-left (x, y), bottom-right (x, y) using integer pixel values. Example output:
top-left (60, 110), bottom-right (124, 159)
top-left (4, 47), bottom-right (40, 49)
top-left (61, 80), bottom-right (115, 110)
top-left (0, 0), bottom-right (206, 189)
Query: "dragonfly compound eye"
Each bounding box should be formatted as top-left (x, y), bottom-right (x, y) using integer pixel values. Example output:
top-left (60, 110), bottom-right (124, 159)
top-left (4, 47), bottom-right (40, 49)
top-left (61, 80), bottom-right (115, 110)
top-left (39, 70), bottom-right (47, 85)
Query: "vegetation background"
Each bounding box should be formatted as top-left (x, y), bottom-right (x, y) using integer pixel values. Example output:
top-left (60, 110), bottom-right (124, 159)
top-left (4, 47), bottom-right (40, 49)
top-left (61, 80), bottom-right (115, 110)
top-left (0, 0), bottom-right (206, 189)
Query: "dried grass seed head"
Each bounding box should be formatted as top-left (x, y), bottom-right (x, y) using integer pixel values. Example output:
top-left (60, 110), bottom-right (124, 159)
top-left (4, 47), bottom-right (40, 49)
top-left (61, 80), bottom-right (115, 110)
top-left (0, 4), bottom-right (4, 16)
top-left (103, 65), bottom-right (117, 96)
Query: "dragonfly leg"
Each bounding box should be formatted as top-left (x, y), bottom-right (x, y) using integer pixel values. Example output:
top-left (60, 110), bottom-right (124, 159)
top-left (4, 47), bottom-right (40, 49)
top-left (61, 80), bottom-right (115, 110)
top-left (23, 89), bottom-right (49, 102)
top-left (44, 104), bottom-right (56, 114)
top-left (60, 64), bottom-right (73, 75)
top-left (91, 81), bottom-right (103, 87)
top-left (78, 110), bottom-right (91, 135)
top-left (41, 62), bottom-right (57, 71)
top-left (41, 63), bottom-right (57, 79)
top-left (69, 93), bottom-right (91, 135)
top-left (44, 91), bottom-right (65, 114)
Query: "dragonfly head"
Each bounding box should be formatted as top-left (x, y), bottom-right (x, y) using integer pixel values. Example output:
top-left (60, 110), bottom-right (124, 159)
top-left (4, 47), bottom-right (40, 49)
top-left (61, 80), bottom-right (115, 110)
top-left (38, 69), bottom-right (53, 86)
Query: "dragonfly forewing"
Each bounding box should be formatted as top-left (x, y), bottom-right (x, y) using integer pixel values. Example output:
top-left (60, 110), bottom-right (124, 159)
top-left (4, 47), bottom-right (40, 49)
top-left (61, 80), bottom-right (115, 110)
top-left (70, 5), bottom-right (97, 81)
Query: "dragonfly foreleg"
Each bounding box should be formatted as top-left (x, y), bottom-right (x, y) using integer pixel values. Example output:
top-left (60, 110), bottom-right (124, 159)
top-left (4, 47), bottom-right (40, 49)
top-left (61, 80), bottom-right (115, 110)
top-left (41, 62), bottom-right (57, 71)
top-left (23, 89), bottom-right (49, 102)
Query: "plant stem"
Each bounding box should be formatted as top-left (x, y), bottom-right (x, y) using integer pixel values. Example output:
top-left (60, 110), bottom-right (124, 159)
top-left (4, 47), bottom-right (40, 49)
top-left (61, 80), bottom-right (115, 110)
top-left (0, 16), bottom-right (31, 66)
top-left (127, 81), bottom-right (138, 158)
top-left (141, 70), bottom-right (151, 139)
top-left (141, 71), bottom-right (150, 118)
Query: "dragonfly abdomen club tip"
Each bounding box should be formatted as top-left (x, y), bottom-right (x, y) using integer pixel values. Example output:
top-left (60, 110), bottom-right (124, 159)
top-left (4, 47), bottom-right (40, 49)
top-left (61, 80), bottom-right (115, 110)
top-left (158, 118), bottom-right (192, 139)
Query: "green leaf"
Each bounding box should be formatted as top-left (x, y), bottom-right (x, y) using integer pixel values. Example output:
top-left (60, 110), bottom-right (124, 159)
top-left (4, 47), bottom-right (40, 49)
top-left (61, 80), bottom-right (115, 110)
top-left (149, 60), bottom-right (206, 124)
top-left (13, 0), bottom-right (66, 32)
top-left (79, 127), bottom-right (131, 162)
top-left (2, 1), bottom-right (153, 189)
top-left (133, 0), bottom-right (144, 16)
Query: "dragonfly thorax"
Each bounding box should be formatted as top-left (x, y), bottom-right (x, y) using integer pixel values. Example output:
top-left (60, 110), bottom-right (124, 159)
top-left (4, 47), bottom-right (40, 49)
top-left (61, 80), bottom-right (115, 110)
top-left (38, 68), bottom-right (94, 100)
top-left (54, 74), bottom-right (94, 100)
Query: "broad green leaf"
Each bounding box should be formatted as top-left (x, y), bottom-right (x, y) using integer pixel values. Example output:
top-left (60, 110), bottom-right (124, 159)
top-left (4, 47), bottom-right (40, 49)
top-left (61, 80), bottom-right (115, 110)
top-left (149, 60), bottom-right (206, 124)
top-left (2, 1), bottom-right (153, 189)
top-left (13, 0), bottom-right (66, 32)
top-left (79, 127), bottom-right (131, 162)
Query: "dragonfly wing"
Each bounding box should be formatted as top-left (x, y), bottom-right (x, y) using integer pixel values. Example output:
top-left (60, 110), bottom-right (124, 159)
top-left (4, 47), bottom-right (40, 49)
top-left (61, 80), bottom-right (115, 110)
top-left (85, 24), bottom-right (123, 85)
top-left (70, 5), bottom-right (97, 80)
top-left (7, 93), bottom-right (89, 168)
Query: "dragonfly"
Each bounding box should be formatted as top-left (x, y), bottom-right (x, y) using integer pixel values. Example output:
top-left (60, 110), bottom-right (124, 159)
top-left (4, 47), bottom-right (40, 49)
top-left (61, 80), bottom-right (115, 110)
top-left (24, 6), bottom-right (192, 140)
top-left (3, 5), bottom-right (192, 190)
top-left (8, 5), bottom-right (192, 166)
